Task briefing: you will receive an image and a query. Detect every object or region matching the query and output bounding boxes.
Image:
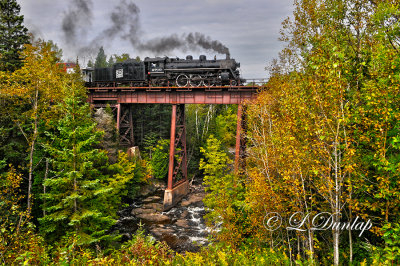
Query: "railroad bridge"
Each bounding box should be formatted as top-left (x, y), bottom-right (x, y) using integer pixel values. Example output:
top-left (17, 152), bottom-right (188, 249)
top-left (87, 84), bottom-right (259, 209)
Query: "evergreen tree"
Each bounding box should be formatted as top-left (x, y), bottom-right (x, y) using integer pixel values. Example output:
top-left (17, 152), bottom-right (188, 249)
top-left (0, 0), bottom-right (29, 72)
top-left (150, 139), bottom-right (169, 180)
top-left (107, 55), bottom-right (115, 67)
top-left (94, 46), bottom-right (107, 68)
top-left (87, 59), bottom-right (94, 68)
top-left (39, 85), bottom-right (118, 245)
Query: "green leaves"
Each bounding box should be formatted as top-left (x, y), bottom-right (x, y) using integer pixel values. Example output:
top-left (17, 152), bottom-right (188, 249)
top-left (199, 135), bottom-right (247, 245)
top-left (150, 139), bottom-right (170, 180)
top-left (39, 84), bottom-right (118, 245)
top-left (0, 0), bottom-right (29, 72)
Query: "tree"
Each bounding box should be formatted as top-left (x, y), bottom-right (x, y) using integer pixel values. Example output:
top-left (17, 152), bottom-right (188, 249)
top-left (2, 40), bottom-right (65, 212)
top-left (200, 135), bottom-right (246, 246)
top-left (114, 53), bottom-right (130, 63)
top-left (150, 139), bottom-right (170, 180)
top-left (47, 40), bottom-right (63, 62)
top-left (0, 166), bottom-right (45, 264)
top-left (243, 0), bottom-right (400, 265)
top-left (39, 84), bottom-right (119, 246)
top-left (94, 46), bottom-right (107, 68)
top-left (87, 59), bottom-right (94, 68)
top-left (107, 55), bottom-right (115, 67)
top-left (0, 0), bottom-right (29, 72)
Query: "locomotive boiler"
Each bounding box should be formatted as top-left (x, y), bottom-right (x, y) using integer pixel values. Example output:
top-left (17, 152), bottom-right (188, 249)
top-left (88, 54), bottom-right (244, 87)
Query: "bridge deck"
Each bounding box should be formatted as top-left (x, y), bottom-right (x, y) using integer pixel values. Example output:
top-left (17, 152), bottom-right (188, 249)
top-left (87, 85), bottom-right (259, 104)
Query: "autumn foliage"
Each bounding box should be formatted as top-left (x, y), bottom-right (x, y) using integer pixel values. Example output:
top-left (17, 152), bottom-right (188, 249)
top-left (242, 0), bottom-right (400, 265)
top-left (1, 0), bottom-right (400, 265)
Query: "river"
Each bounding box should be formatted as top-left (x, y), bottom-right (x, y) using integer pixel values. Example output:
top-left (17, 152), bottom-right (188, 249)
top-left (115, 182), bottom-right (210, 253)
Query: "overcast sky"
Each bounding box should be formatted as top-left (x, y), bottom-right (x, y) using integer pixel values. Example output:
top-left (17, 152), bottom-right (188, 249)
top-left (19, 0), bottom-right (294, 79)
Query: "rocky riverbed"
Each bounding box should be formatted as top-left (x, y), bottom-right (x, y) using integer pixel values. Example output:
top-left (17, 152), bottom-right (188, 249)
top-left (115, 182), bottom-right (210, 253)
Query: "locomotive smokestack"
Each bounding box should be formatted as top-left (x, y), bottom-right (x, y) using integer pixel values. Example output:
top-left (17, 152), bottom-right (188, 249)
top-left (226, 53), bottom-right (230, 60)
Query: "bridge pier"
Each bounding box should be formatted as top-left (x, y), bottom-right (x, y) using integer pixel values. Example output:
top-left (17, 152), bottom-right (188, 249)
top-left (163, 104), bottom-right (189, 210)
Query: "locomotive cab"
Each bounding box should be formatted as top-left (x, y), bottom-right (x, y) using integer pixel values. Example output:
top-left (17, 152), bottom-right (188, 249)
top-left (150, 62), bottom-right (164, 74)
top-left (144, 57), bottom-right (166, 76)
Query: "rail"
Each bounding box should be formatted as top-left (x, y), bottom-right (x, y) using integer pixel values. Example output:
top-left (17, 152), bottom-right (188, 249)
top-left (243, 78), bottom-right (269, 86)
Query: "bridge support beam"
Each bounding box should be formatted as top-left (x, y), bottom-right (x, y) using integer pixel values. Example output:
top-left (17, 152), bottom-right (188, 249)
top-left (118, 104), bottom-right (135, 147)
top-left (164, 104), bottom-right (188, 210)
top-left (235, 104), bottom-right (247, 174)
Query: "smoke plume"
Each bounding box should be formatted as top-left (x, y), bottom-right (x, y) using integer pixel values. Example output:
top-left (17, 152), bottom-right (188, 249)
top-left (61, 0), bottom-right (230, 59)
top-left (78, 0), bottom-right (141, 55)
top-left (137, 32), bottom-right (230, 55)
top-left (62, 0), bottom-right (93, 46)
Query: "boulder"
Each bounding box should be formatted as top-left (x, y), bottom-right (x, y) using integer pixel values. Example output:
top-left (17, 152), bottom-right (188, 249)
top-left (138, 185), bottom-right (156, 197)
top-left (137, 213), bottom-right (171, 224)
top-left (175, 219), bottom-right (189, 228)
top-left (180, 210), bottom-right (189, 219)
top-left (141, 203), bottom-right (163, 211)
top-left (131, 208), bottom-right (156, 215)
top-left (142, 196), bottom-right (161, 203)
top-left (127, 146), bottom-right (141, 160)
top-left (180, 192), bottom-right (205, 207)
top-left (150, 227), bottom-right (175, 237)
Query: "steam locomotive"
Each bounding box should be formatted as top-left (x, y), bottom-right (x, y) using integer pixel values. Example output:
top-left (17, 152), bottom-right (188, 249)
top-left (85, 54), bottom-right (244, 87)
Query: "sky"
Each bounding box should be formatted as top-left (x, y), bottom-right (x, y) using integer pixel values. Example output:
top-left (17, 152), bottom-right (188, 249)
top-left (18, 0), bottom-right (294, 79)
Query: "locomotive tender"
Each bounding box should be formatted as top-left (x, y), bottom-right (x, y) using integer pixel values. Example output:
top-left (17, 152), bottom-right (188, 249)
top-left (87, 54), bottom-right (244, 87)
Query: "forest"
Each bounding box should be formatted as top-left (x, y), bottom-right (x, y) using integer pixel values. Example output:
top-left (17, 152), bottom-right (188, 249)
top-left (1, 0), bottom-right (400, 265)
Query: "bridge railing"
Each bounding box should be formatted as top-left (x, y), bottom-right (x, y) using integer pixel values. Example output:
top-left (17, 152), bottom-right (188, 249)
top-left (243, 78), bottom-right (269, 86)
top-left (86, 78), bottom-right (266, 90)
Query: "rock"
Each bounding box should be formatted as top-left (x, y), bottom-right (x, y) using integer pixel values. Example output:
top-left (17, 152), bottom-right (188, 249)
top-left (180, 210), bottom-right (189, 219)
top-left (131, 208), bottom-right (156, 215)
top-left (127, 146), bottom-right (141, 160)
top-left (142, 203), bottom-right (163, 211)
top-left (180, 192), bottom-right (205, 207)
top-left (152, 180), bottom-right (167, 190)
top-left (150, 227), bottom-right (175, 237)
top-left (121, 233), bottom-right (132, 241)
top-left (142, 196), bottom-right (161, 203)
top-left (138, 185), bottom-right (156, 197)
top-left (137, 213), bottom-right (171, 224)
top-left (175, 219), bottom-right (189, 228)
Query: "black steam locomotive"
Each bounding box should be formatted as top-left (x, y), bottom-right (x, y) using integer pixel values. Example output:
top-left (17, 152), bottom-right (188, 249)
top-left (85, 54), bottom-right (244, 87)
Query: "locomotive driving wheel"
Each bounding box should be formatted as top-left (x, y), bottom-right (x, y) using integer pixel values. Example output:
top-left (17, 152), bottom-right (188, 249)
top-left (203, 77), bottom-right (215, 87)
top-left (189, 74), bottom-right (203, 87)
top-left (176, 74), bottom-right (189, 87)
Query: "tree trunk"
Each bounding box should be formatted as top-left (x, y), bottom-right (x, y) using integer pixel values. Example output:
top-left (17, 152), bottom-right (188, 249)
top-left (27, 88), bottom-right (39, 212)
top-left (43, 158), bottom-right (49, 216)
top-left (349, 186), bottom-right (353, 263)
top-left (333, 215), bottom-right (340, 266)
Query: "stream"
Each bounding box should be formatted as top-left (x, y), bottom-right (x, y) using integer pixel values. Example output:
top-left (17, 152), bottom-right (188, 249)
top-left (115, 182), bottom-right (210, 253)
